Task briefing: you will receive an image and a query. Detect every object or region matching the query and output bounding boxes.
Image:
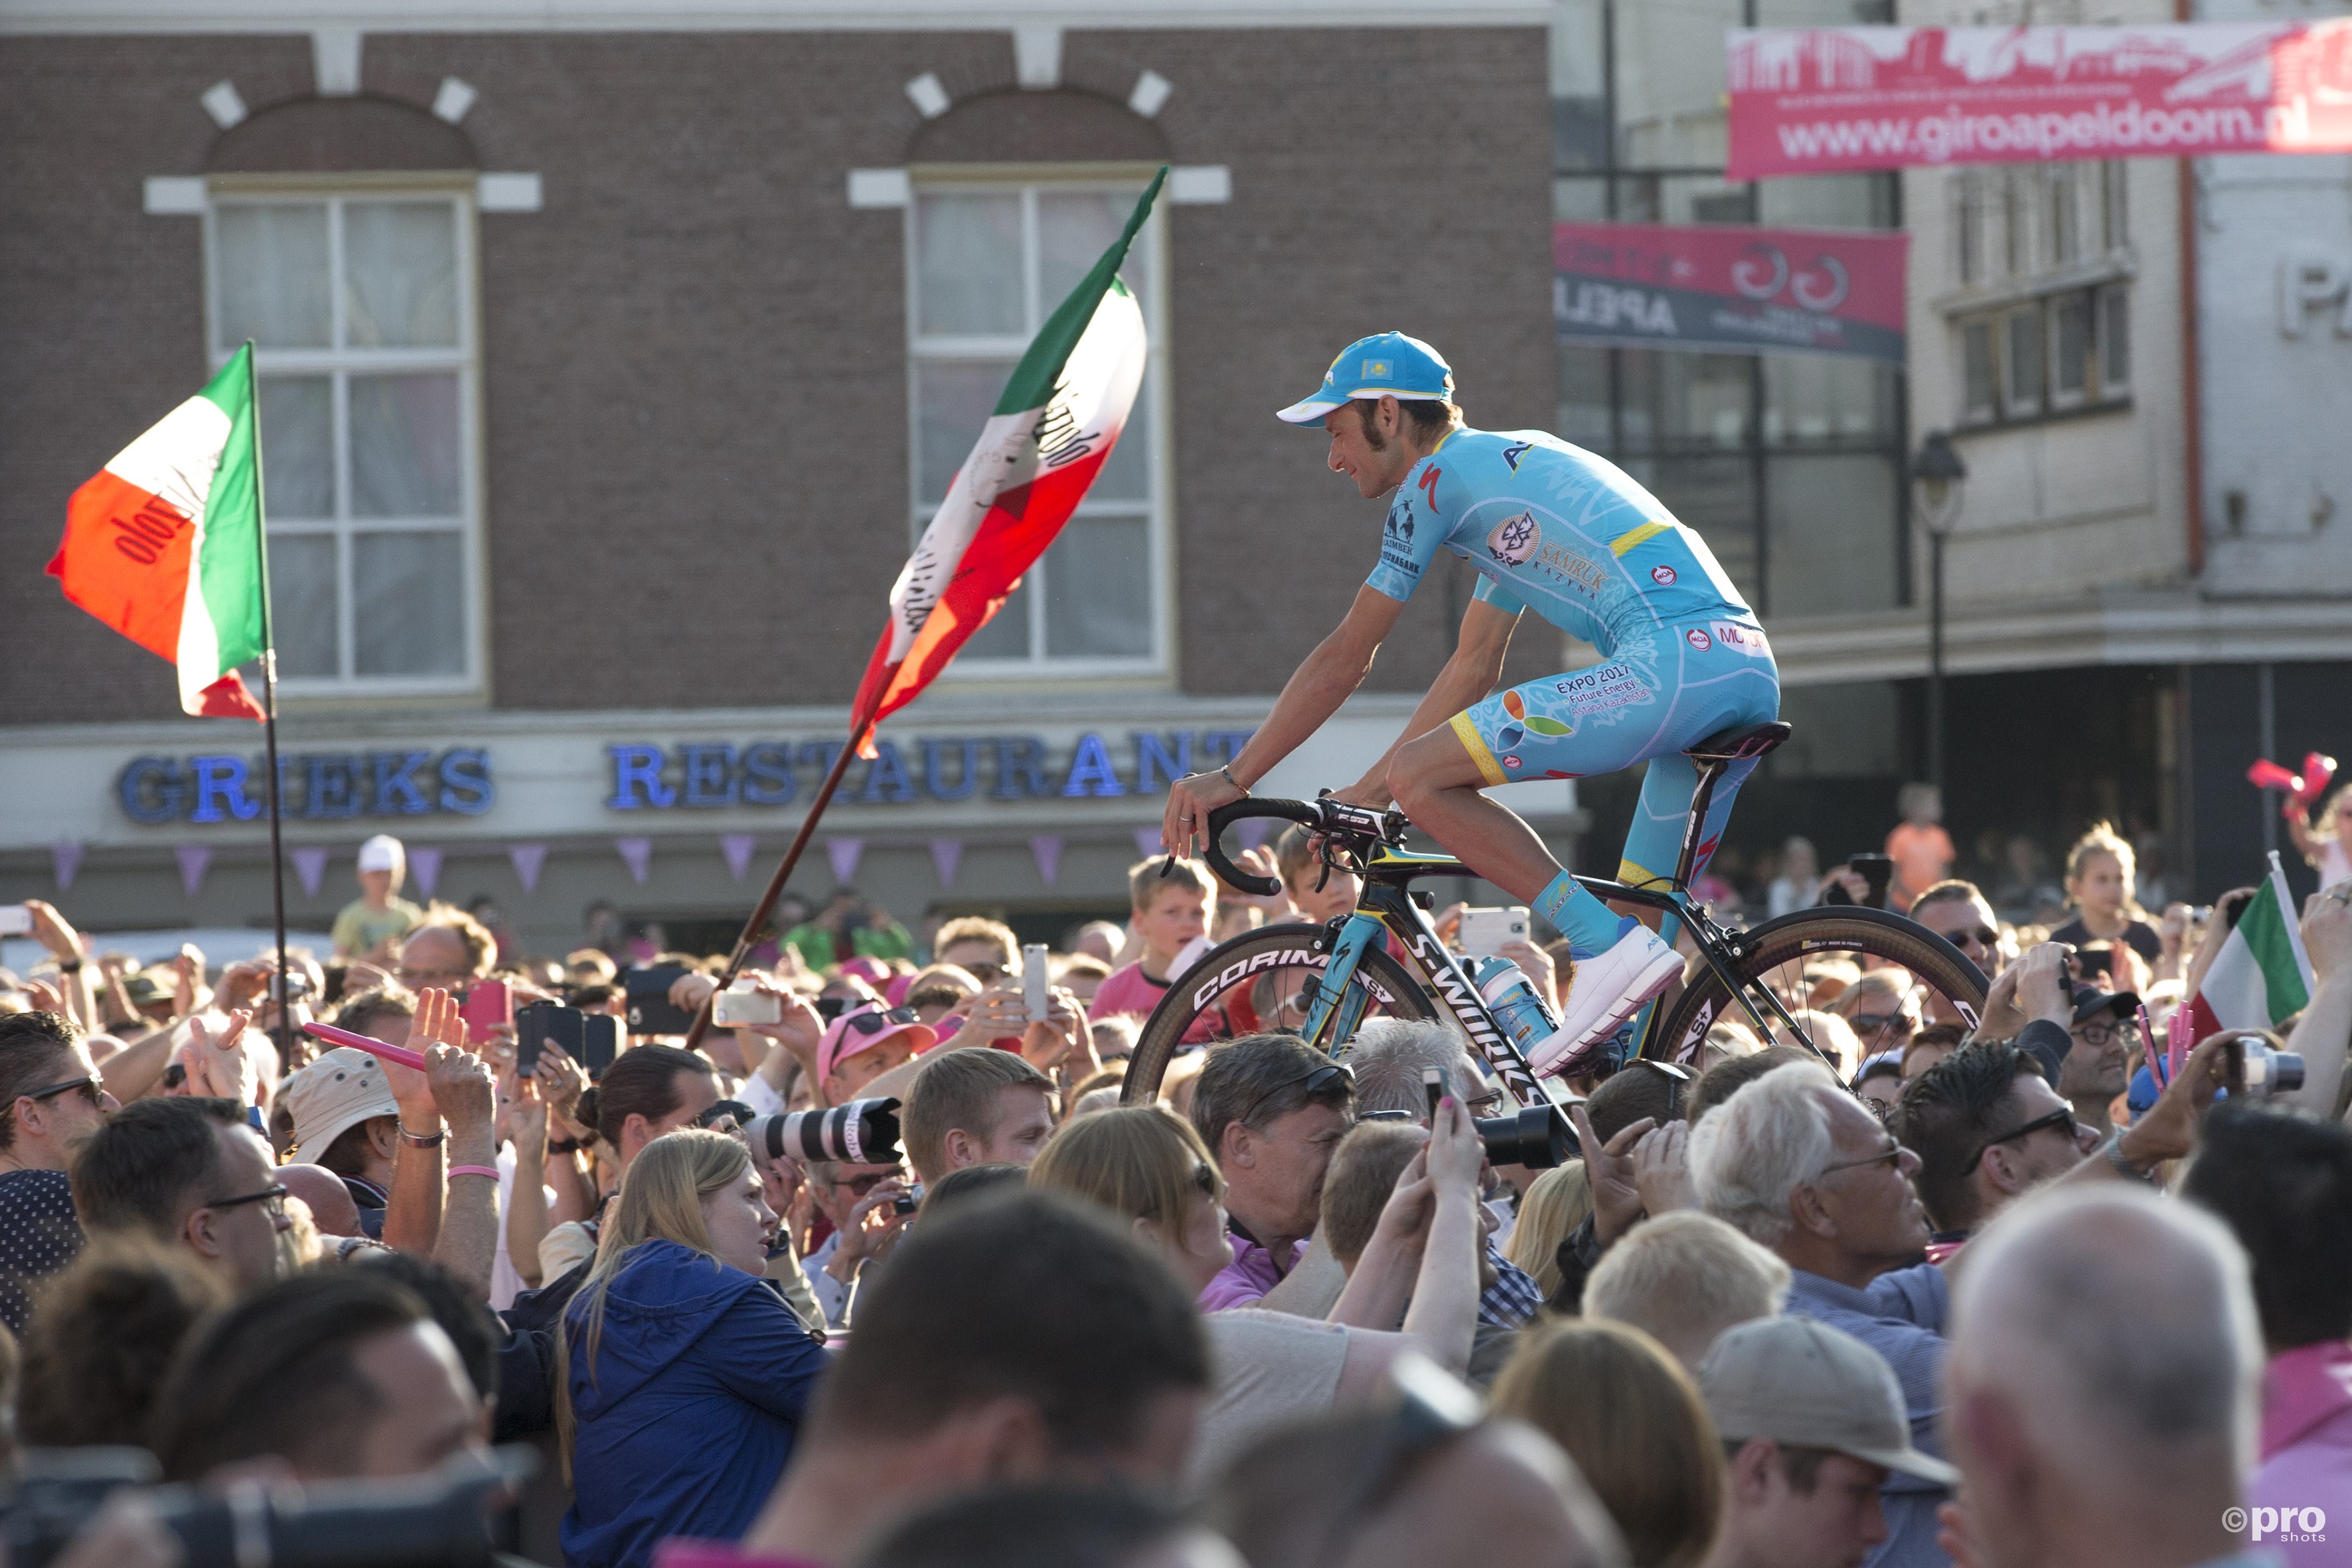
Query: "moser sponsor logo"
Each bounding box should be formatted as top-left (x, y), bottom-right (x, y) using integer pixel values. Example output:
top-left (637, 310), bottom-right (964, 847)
top-left (1709, 621), bottom-right (1772, 657)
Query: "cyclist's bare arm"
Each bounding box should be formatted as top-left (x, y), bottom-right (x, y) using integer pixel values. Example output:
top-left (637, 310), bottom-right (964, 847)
top-left (1160, 586), bottom-right (1406, 855)
top-left (1332, 595), bottom-right (1521, 810)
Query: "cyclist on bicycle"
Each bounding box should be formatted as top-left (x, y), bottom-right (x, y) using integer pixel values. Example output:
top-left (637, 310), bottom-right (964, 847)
top-left (1160, 332), bottom-right (1780, 1074)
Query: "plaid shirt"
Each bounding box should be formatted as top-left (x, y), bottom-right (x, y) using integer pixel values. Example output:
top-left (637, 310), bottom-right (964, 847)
top-left (1479, 1245), bottom-right (1545, 1328)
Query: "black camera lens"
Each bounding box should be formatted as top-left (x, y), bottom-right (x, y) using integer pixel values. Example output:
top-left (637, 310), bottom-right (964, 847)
top-left (1475, 1105), bottom-right (1573, 1169)
top-left (747, 1098), bottom-right (903, 1166)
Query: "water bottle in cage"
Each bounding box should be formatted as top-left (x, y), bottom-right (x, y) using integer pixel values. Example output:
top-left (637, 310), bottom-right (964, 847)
top-left (1472, 957), bottom-right (1563, 1061)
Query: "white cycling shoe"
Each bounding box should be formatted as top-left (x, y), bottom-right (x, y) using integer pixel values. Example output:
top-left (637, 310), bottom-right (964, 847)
top-left (1528, 924), bottom-right (1684, 1079)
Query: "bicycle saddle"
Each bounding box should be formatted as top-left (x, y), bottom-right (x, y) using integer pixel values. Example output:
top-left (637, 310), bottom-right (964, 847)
top-left (1684, 720), bottom-right (1792, 764)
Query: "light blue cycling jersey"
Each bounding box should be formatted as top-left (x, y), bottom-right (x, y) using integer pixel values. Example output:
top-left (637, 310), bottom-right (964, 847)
top-left (1365, 426), bottom-right (1756, 653)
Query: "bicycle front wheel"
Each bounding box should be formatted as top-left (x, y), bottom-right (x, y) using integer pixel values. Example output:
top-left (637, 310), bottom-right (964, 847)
top-left (1649, 907), bottom-right (1990, 1068)
top-left (1118, 925), bottom-right (1439, 1105)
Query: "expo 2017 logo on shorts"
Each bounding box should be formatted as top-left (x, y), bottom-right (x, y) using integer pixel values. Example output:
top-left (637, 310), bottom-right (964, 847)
top-left (1650, 564), bottom-right (1676, 586)
top-left (1488, 511), bottom-right (1540, 566)
top-left (1686, 627), bottom-right (1712, 651)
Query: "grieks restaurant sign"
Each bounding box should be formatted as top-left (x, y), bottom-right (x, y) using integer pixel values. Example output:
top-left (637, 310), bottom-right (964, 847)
top-left (1726, 22), bottom-right (2352, 179)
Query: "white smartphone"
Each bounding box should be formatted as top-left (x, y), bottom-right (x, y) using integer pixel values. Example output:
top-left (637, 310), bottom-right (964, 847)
top-left (0, 905), bottom-right (32, 937)
top-left (712, 984), bottom-right (782, 1027)
top-left (1456, 906), bottom-right (1531, 958)
top-left (1022, 944), bottom-right (1051, 1020)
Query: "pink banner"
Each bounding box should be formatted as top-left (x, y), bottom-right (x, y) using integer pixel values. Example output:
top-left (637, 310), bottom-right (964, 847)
top-left (408, 846), bottom-right (443, 899)
top-left (616, 836), bottom-right (652, 886)
top-left (721, 834), bottom-right (757, 882)
top-left (509, 844), bottom-right (548, 894)
top-left (929, 838), bottom-right (964, 888)
top-left (1728, 22), bottom-right (2352, 180)
top-left (51, 841), bottom-right (83, 892)
top-left (291, 845), bottom-right (330, 898)
top-left (1558, 220), bottom-right (1908, 361)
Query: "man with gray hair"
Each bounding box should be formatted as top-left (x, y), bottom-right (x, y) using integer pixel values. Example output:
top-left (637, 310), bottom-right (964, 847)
top-left (1943, 1186), bottom-right (2266, 1568)
top-left (1584, 1211), bottom-right (1790, 1373)
top-left (1688, 1060), bottom-right (1949, 1567)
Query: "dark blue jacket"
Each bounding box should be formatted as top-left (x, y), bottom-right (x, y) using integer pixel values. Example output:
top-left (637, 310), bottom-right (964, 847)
top-left (561, 1239), bottom-right (828, 1568)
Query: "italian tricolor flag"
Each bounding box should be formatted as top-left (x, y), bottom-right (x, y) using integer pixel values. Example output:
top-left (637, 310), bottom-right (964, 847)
top-left (47, 344), bottom-right (269, 720)
top-left (849, 169), bottom-right (1161, 749)
top-left (2184, 852), bottom-right (2315, 1041)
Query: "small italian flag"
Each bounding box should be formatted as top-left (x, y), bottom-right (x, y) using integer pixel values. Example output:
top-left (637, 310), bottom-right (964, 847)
top-left (2184, 852), bottom-right (2315, 1040)
top-left (47, 344), bottom-right (269, 720)
top-left (848, 169), bottom-right (1162, 750)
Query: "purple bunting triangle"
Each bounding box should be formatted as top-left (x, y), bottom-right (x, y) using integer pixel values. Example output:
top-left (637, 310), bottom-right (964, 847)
top-left (721, 834), bottom-right (757, 882)
top-left (1133, 826), bottom-right (1163, 861)
top-left (1236, 818), bottom-right (1273, 852)
top-left (176, 845), bottom-right (212, 898)
top-left (408, 846), bottom-right (443, 898)
top-left (1030, 834), bottom-right (1064, 886)
top-left (616, 837), bottom-right (653, 886)
top-left (509, 844), bottom-right (548, 893)
top-left (291, 845), bottom-right (330, 898)
top-left (929, 838), bottom-right (964, 888)
top-left (826, 837), bottom-right (864, 885)
top-left (51, 841), bottom-right (83, 892)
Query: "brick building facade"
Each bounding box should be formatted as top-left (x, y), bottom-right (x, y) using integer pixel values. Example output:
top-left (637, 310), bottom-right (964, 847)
top-left (1, 1), bottom-right (1574, 955)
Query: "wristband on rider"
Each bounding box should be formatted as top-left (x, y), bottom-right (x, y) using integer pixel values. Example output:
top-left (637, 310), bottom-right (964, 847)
top-left (1221, 765), bottom-right (1248, 795)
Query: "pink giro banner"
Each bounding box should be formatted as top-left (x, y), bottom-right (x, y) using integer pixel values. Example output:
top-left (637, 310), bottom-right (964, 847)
top-left (1555, 222), bottom-right (1909, 362)
top-left (1727, 22), bottom-right (2352, 180)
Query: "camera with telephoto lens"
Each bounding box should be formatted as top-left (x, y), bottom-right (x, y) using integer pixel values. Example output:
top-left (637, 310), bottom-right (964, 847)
top-left (744, 1097), bottom-right (902, 1166)
top-left (1475, 1105), bottom-right (1573, 1168)
top-left (0, 1446), bottom-right (531, 1568)
top-left (2226, 1036), bottom-right (2306, 1101)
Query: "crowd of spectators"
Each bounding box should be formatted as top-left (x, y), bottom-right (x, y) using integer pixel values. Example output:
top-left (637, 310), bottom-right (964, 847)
top-left (0, 789), bottom-right (2345, 1568)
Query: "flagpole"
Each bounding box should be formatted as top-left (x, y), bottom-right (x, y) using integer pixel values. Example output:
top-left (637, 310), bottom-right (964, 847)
top-left (682, 720), bottom-right (871, 1052)
top-left (244, 341), bottom-right (294, 1071)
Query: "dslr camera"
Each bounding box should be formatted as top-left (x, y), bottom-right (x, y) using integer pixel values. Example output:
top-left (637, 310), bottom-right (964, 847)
top-left (0, 1447), bottom-right (529, 1568)
top-left (743, 1097), bottom-right (903, 1167)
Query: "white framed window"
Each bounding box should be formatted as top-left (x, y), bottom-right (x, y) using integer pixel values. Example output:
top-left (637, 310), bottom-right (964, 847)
top-left (205, 187), bottom-right (483, 695)
top-left (906, 178), bottom-right (1168, 675)
top-left (2048, 291), bottom-right (2092, 409)
top-left (1960, 319), bottom-right (1998, 425)
top-left (2098, 283), bottom-right (2132, 396)
top-left (2003, 307), bottom-right (2044, 418)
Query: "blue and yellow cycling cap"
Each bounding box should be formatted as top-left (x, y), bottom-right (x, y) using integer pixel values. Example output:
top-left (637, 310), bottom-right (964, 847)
top-left (1275, 331), bottom-right (1456, 424)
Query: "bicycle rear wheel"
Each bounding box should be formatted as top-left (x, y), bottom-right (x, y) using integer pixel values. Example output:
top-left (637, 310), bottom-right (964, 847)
top-left (1117, 925), bottom-right (1439, 1105)
top-left (1648, 907), bottom-right (1990, 1070)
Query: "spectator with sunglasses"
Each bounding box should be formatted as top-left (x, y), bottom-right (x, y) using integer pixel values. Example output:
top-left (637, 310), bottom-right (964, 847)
top-left (1907, 881), bottom-right (2004, 979)
top-left (1891, 1044), bottom-right (2102, 1263)
top-left (70, 1095), bottom-right (293, 1296)
top-left (817, 1001), bottom-right (938, 1107)
top-left (803, 1153), bottom-right (914, 1330)
top-left (1189, 1034), bottom-right (1358, 1309)
top-left (0, 1009), bottom-right (118, 1332)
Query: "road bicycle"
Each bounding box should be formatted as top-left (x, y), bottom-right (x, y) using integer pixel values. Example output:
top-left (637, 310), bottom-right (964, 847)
top-left (1117, 720), bottom-right (1991, 1110)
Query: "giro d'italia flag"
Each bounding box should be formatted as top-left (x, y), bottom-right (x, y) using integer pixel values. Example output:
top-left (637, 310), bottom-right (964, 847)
top-left (2185, 852), bottom-right (2316, 1040)
top-left (47, 345), bottom-right (269, 720)
top-left (849, 169), bottom-right (1162, 750)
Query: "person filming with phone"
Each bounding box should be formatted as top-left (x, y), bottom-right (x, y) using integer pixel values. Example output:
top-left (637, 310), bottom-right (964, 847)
top-left (1158, 333), bottom-right (1778, 1078)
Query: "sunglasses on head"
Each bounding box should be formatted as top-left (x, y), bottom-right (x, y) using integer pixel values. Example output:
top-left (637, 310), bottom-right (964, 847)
top-left (839, 1005), bottom-right (920, 1038)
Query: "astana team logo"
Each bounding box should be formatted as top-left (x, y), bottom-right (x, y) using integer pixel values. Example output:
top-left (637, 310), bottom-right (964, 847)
top-left (1487, 511), bottom-right (1540, 566)
top-left (1492, 688), bottom-right (1573, 753)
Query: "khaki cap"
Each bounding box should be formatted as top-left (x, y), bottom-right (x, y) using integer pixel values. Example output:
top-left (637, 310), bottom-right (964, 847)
top-left (283, 1046), bottom-right (400, 1165)
top-left (1697, 1316), bottom-right (1960, 1486)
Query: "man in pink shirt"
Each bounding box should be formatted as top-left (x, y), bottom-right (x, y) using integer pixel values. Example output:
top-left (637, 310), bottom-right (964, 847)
top-left (1090, 857), bottom-right (1215, 1024)
top-left (2183, 1106), bottom-right (2352, 1566)
top-left (1186, 1034), bottom-right (1355, 1310)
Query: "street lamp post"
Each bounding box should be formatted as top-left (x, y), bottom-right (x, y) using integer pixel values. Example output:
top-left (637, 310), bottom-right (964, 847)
top-left (1911, 430), bottom-right (1968, 797)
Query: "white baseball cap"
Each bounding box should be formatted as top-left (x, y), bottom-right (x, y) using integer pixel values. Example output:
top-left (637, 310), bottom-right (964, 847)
top-left (283, 1047), bottom-right (400, 1164)
top-left (356, 835), bottom-right (405, 873)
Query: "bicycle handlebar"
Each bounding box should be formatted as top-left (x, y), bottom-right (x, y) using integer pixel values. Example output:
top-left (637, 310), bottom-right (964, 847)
top-left (1186, 797), bottom-right (1408, 897)
top-left (1192, 799), bottom-right (1322, 896)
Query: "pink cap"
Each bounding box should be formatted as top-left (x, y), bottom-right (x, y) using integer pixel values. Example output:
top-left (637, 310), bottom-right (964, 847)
top-left (882, 971), bottom-right (915, 1007)
top-left (817, 1003), bottom-right (938, 1083)
top-left (837, 956), bottom-right (892, 988)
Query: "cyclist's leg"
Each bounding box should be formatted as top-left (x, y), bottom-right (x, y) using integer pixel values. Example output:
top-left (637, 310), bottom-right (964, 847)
top-left (1391, 652), bottom-right (1672, 960)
